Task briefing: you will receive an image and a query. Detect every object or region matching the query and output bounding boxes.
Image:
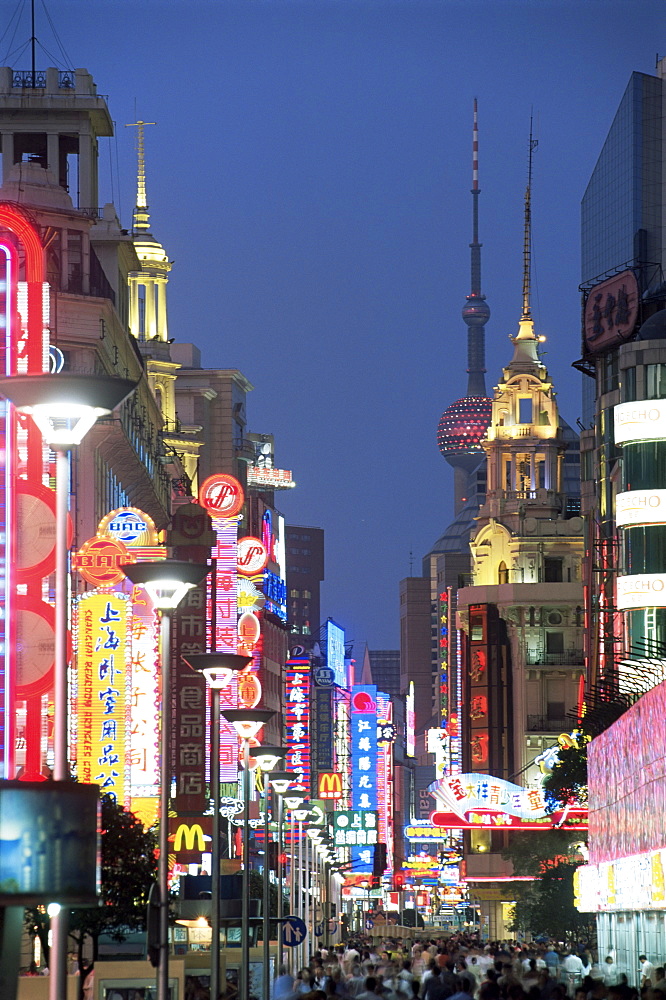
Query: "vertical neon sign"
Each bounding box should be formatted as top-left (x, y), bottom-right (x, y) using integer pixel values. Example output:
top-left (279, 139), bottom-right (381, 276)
top-left (350, 685), bottom-right (378, 875)
top-left (0, 205), bottom-right (47, 779)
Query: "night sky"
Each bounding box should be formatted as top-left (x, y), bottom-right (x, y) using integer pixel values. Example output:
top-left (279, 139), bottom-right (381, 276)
top-left (4, 0), bottom-right (662, 648)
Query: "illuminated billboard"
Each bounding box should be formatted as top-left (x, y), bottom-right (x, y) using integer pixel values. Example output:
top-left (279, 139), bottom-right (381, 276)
top-left (429, 773), bottom-right (587, 831)
top-left (75, 593), bottom-right (130, 801)
top-left (0, 781), bottom-right (100, 905)
top-left (576, 847), bottom-right (666, 913)
top-left (325, 620), bottom-right (346, 687)
top-left (616, 489), bottom-right (666, 527)
top-left (614, 400), bottom-right (666, 445)
top-left (285, 654), bottom-right (311, 788)
top-left (588, 679), bottom-right (666, 864)
top-left (616, 573), bottom-right (666, 610)
top-left (350, 685), bottom-right (378, 875)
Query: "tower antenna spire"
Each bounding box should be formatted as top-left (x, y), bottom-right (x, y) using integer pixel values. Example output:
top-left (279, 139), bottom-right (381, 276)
top-left (462, 98), bottom-right (490, 398)
top-left (522, 116), bottom-right (539, 321)
top-left (126, 120), bottom-right (156, 233)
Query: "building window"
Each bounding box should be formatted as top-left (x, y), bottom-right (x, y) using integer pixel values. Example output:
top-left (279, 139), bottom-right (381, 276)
top-left (302, 590), bottom-right (311, 599)
top-left (290, 589), bottom-right (300, 598)
top-left (622, 366), bottom-right (637, 401)
top-left (546, 632), bottom-right (564, 654)
top-left (647, 364), bottom-right (666, 400)
top-left (498, 561), bottom-right (508, 585)
top-left (518, 398), bottom-right (533, 424)
top-left (544, 557), bottom-right (563, 582)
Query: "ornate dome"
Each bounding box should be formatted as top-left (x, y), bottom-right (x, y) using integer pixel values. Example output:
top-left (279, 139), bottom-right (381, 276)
top-left (437, 395), bottom-right (492, 459)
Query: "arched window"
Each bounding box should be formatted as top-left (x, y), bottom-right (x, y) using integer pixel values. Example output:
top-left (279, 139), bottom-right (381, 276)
top-left (498, 561), bottom-right (508, 585)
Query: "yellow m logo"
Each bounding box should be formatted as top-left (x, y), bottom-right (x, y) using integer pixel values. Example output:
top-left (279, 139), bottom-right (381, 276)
top-left (173, 823), bottom-right (205, 852)
top-left (318, 772), bottom-right (342, 799)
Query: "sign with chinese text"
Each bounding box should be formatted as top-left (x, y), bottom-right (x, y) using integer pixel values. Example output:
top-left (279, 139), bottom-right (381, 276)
top-left (128, 587), bottom-right (160, 799)
top-left (75, 592), bottom-right (130, 801)
top-left (313, 685), bottom-right (333, 772)
top-left (350, 685), bottom-right (378, 873)
top-left (429, 773), bottom-right (588, 831)
top-left (584, 270), bottom-right (639, 355)
top-left (285, 655), bottom-right (311, 788)
top-left (332, 810), bottom-right (379, 847)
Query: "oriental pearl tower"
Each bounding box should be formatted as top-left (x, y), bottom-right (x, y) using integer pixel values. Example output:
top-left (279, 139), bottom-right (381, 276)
top-left (437, 99), bottom-right (493, 513)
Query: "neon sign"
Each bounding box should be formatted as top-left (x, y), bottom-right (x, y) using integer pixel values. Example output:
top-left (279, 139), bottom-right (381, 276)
top-left (284, 655), bottom-right (310, 788)
top-left (350, 685), bottom-right (378, 874)
top-left (75, 593), bottom-right (130, 801)
top-left (325, 621), bottom-right (346, 688)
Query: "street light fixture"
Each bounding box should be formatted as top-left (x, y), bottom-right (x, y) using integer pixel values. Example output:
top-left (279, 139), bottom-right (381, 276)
top-left (248, 746), bottom-right (288, 1000)
top-left (0, 371), bottom-right (136, 1000)
top-left (123, 560), bottom-right (210, 1000)
top-left (267, 771), bottom-right (294, 971)
top-left (222, 708), bottom-right (274, 1000)
top-left (182, 652), bottom-right (251, 1000)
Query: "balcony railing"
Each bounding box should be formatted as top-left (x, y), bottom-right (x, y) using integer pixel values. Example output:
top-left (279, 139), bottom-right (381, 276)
top-left (12, 70), bottom-right (75, 89)
top-left (526, 650), bottom-right (585, 666)
top-left (527, 716), bottom-right (571, 732)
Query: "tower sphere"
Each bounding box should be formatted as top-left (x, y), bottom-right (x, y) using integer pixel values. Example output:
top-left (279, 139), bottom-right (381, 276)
top-left (437, 395), bottom-right (492, 459)
top-left (462, 294), bottom-right (491, 326)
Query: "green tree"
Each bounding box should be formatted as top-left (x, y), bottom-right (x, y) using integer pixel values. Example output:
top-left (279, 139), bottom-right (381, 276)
top-left (542, 736), bottom-right (589, 812)
top-left (507, 860), bottom-right (594, 944)
top-left (26, 796), bottom-right (157, 982)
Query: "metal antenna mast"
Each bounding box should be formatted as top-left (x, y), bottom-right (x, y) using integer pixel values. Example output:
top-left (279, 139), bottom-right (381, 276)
top-left (126, 120), bottom-right (156, 233)
top-left (522, 117), bottom-right (539, 321)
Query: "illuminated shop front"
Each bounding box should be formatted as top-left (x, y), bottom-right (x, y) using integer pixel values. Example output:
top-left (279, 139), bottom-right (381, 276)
top-left (576, 681), bottom-right (666, 982)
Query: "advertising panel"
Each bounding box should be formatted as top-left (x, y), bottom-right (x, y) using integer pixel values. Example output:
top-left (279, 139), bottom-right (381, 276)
top-left (576, 848), bottom-right (666, 912)
top-left (350, 685), bottom-right (378, 875)
top-left (584, 270), bottom-right (639, 355)
top-left (285, 655), bottom-right (311, 789)
top-left (75, 593), bottom-right (130, 801)
top-left (429, 773), bottom-right (587, 831)
top-left (588, 679), bottom-right (666, 864)
top-left (616, 489), bottom-right (666, 527)
top-left (313, 685), bottom-right (333, 772)
top-left (325, 621), bottom-right (346, 688)
top-left (332, 810), bottom-right (379, 847)
top-left (615, 399), bottom-right (666, 445)
top-left (616, 573), bottom-right (666, 610)
top-left (0, 781), bottom-right (100, 905)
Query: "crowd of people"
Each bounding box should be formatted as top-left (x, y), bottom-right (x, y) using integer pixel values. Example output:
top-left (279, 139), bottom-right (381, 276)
top-left (272, 934), bottom-right (662, 1000)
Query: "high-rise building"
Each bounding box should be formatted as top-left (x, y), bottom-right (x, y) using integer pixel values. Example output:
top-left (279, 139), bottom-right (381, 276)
top-left (286, 525), bottom-right (325, 644)
top-left (578, 56), bottom-right (666, 692)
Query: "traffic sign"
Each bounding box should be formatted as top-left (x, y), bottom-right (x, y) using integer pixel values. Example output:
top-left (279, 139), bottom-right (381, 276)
top-left (282, 915), bottom-right (307, 946)
top-left (315, 922), bottom-right (324, 937)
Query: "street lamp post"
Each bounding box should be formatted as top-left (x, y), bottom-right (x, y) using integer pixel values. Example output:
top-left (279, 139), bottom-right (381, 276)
top-left (0, 372), bottom-right (136, 1000)
top-left (221, 708), bottom-right (274, 1000)
top-left (122, 560), bottom-right (211, 1000)
top-left (248, 747), bottom-right (288, 1000)
top-left (282, 789), bottom-right (307, 974)
top-left (182, 653), bottom-right (252, 1000)
top-left (267, 771), bottom-right (293, 975)
top-left (292, 802), bottom-right (312, 973)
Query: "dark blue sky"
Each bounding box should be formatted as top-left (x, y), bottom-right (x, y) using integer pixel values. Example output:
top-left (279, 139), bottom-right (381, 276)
top-left (11, 0), bottom-right (663, 648)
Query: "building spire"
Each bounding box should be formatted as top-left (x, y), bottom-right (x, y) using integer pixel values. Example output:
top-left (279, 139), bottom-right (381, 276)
top-left (462, 98), bottom-right (491, 397)
top-left (521, 118), bottom-right (538, 322)
top-left (512, 119), bottom-right (542, 363)
top-left (126, 120), bottom-right (155, 232)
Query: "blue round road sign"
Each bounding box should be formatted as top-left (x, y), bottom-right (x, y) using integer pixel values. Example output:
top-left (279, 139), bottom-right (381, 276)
top-left (282, 915), bottom-right (307, 947)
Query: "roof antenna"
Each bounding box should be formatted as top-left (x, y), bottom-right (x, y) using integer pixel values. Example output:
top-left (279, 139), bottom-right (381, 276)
top-left (522, 115), bottom-right (539, 321)
top-left (126, 119), bottom-right (156, 234)
top-left (30, 0), bottom-right (36, 88)
top-left (409, 548), bottom-right (414, 575)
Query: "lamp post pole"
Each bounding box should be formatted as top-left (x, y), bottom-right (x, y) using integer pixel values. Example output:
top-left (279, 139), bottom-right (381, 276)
top-left (221, 709), bottom-right (274, 1000)
top-left (122, 560), bottom-right (211, 1000)
top-left (263, 783), bottom-right (271, 1000)
top-left (182, 653), bottom-right (251, 1000)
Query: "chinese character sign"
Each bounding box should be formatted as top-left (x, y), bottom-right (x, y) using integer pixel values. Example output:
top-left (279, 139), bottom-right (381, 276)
top-left (332, 810), bottom-right (379, 847)
top-left (285, 656), bottom-right (311, 788)
top-left (438, 589), bottom-right (450, 725)
top-left (128, 588), bottom-right (160, 797)
top-left (350, 685), bottom-right (378, 873)
top-left (76, 592), bottom-right (129, 801)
